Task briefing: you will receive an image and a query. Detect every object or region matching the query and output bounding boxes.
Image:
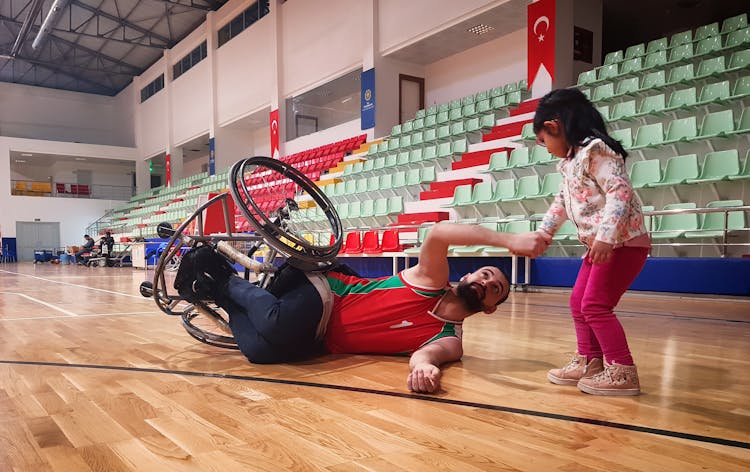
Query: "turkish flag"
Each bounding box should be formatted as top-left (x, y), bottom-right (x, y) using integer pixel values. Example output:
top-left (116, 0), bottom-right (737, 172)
top-left (528, 0), bottom-right (555, 88)
top-left (165, 153), bottom-right (171, 188)
top-left (269, 109), bottom-right (280, 159)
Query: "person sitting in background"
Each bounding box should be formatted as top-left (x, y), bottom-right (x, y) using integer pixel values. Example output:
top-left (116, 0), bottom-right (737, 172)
top-left (74, 235), bottom-right (95, 264)
top-left (99, 231), bottom-right (115, 260)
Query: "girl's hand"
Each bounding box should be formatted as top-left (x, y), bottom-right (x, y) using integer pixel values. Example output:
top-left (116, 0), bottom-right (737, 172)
top-left (588, 240), bottom-right (614, 264)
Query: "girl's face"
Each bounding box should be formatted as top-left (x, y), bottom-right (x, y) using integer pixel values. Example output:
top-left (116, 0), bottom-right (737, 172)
top-left (536, 119), bottom-right (570, 158)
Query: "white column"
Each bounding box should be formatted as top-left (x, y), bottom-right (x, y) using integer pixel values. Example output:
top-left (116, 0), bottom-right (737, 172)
top-left (206, 10), bottom-right (219, 175)
top-left (270, 0), bottom-right (284, 157)
top-left (132, 75), bottom-right (150, 194)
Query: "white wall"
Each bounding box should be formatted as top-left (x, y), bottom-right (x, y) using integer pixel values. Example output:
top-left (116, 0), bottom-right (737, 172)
top-left (0, 137), bottom-right (138, 239)
top-left (172, 60), bottom-right (211, 145)
top-left (281, 0), bottom-right (363, 96)
top-left (379, 0), bottom-right (504, 53)
top-left (0, 81), bottom-right (135, 147)
top-left (138, 92), bottom-right (168, 158)
top-left (425, 28), bottom-right (526, 106)
top-left (216, 16), bottom-right (273, 126)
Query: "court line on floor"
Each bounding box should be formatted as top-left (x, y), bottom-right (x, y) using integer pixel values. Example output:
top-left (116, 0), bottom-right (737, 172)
top-left (0, 359), bottom-right (747, 451)
top-left (0, 269), bottom-right (146, 299)
top-left (0, 311), bottom-right (158, 321)
top-left (520, 301), bottom-right (750, 324)
top-left (0, 292), bottom-right (79, 317)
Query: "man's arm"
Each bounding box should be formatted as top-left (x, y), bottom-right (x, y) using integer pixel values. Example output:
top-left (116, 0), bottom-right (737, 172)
top-left (405, 222), bottom-right (548, 288)
top-left (407, 336), bottom-right (463, 393)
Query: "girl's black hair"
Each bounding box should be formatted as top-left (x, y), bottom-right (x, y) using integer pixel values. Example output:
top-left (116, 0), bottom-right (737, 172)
top-left (532, 88), bottom-right (628, 159)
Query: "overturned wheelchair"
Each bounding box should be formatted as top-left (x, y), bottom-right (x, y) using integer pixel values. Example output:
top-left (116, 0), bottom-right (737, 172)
top-left (139, 156), bottom-right (343, 349)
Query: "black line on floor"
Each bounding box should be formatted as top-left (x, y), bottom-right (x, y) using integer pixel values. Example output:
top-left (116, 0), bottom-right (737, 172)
top-left (1, 359), bottom-right (748, 450)
top-left (519, 302), bottom-right (750, 324)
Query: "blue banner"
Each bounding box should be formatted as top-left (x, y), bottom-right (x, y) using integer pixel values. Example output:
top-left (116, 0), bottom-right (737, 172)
top-left (361, 68), bottom-right (375, 130)
top-left (208, 137), bottom-right (215, 175)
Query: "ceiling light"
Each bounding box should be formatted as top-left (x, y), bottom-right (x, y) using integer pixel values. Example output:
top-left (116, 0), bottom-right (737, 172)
top-left (15, 159), bottom-right (26, 163)
top-left (21, 153), bottom-right (32, 156)
top-left (75, 157), bottom-right (86, 161)
top-left (341, 97), bottom-right (352, 103)
top-left (467, 24), bottom-right (494, 35)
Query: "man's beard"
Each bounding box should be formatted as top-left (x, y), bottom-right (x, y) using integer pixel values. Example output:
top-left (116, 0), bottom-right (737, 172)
top-left (456, 279), bottom-right (485, 313)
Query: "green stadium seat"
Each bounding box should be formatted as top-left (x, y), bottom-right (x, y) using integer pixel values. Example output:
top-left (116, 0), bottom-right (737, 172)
top-left (504, 82), bottom-right (519, 93)
top-left (485, 178), bottom-right (516, 203)
top-left (412, 118), bottom-right (425, 131)
top-left (632, 123), bottom-right (664, 149)
top-left (727, 48), bottom-right (750, 72)
top-left (643, 50), bottom-right (668, 70)
top-left (449, 99), bottom-right (462, 109)
top-left (518, 79), bottom-right (528, 91)
top-left (399, 133), bottom-right (412, 149)
top-left (391, 124), bottom-right (402, 136)
top-left (449, 107), bottom-right (463, 122)
top-left (443, 184), bottom-right (474, 208)
top-left (596, 105), bottom-right (610, 121)
top-left (638, 93), bottom-right (666, 116)
top-left (725, 26), bottom-right (750, 50)
top-left (520, 122), bottom-right (536, 142)
top-left (668, 43), bottom-right (694, 63)
top-left (615, 76), bottom-right (640, 96)
top-left (624, 43), bottom-right (645, 60)
top-left (426, 105), bottom-right (438, 116)
top-left (669, 30), bottom-right (693, 48)
top-left (652, 203), bottom-right (698, 239)
top-left (698, 109), bottom-right (735, 139)
top-left (721, 13), bottom-right (747, 34)
top-left (462, 102), bottom-right (477, 118)
top-left (695, 36), bottom-right (723, 57)
top-left (604, 50), bottom-right (624, 65)
top-left (731, 107), bottom-right (750, 135)
top-left (699, 81), bottom-right (731, 104)
top-left (577, 69), bottom-right (598, 87)
top-left (598, 64), bottom-right (619, 82)
top-left (476, 98), bottom-right (492, 115)
top-left (491, 95), bottom-right (507, 110)
top-left (684, 200), bottom-right (746, 238)
top-left (505, 175), bottom-right (540, 201)
top-left (592, 82), bottom-right (615, 102)
top-left (629, 159), bottom-right (662, 188)
top-left (696, 22), bottom-right (720, 41)
top-left (732, 76), bottom-right (750, 98)
top-left (695, 56), bottom-right (726, 78)
top-left (490, 86), bottom-right (505, 98)
top-left (415, 109), bottom-right (426, 119)
top-left (663, 116), bottom-right (697, 143)
top-left (610, 127), bottom-right (633, 149)
top-left (646, 37), bottom-right (668, 54)
top-left (728, 150), bottom-right (750, 181)
top-left (402, 120), bottom-right (414, 134)
top-left (530, 145), bottom-right (556, 165)
top-left (648, 154), bottom-right (699, 187)
top-left (506, 91), bottom-right (522, 106)
top-left (620, 58), bottom-right (643, 77)
top-left (611, 100), bottom-right (637, 121)
top-left (641, 70), bottom-right (666, 90)
top-left (436, 125), bottom-right (452, 141)
top-left (483, 151), bottom-right (509, 173)
top-left (687, 150), bottom-right (741, 184)
top-left (534, 172), bottom-right (563, 198)
top-left (424, 114), bottom-right (437, 129)
top-left (475, 90), bottom-right (490, 101)
top-left (641, 206), bottom-right (655, 233)
top-left (667, 64), bottom-right (695, 85)
top-left (507, 147), bottom-right (531, 168)
top-left (667, 87), bottom-right (697, 110)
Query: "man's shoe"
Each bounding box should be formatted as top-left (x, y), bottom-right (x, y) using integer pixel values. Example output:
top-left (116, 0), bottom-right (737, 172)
top-left (577, 361), bottom-right (641, 396)
top-left (174, 246), bottom-right (237, 302)
top-left (547, 352), bottom-right (604, 386)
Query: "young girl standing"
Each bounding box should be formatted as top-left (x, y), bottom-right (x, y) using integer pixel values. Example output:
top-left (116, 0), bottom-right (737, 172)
top-left (533, 88), bottom-right (651, 396)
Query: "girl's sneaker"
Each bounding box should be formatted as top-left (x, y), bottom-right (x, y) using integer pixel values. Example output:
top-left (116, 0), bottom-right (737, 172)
top-left (547, 352), bottom-right (604, 386)
top-left (577, 361), bottom-right (641, 396)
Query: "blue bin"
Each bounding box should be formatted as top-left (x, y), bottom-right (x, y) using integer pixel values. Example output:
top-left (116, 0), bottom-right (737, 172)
top-left (34, 250), bottom-right (53, 263)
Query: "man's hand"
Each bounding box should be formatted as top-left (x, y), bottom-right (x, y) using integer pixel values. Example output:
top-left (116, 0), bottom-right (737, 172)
top-left (407, 363), bottom-right (442, 393)
top-left (588, 239), bottom-right (614, 264)
top-left (508, 231), bottom-right (551, 257)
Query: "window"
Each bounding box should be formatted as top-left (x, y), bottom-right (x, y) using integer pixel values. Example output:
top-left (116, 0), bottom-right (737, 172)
top-left (140, 74), bottom-right (164, 103)
top-left (173, 41), bottom-right (208, 80)
top-left (285, 69), bottom-right (361, 140)
top-left (217, 0), bottom-right (270, 47)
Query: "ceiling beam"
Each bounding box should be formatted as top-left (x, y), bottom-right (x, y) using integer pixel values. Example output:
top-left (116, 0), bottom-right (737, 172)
top-left (70, 0), bottom-right (173, 46)
top-left (0, 15), bottom-right (142, 74)
top-left (154, 0), bottom-right (217, 11)
top-left (10, 0), bottom-right (44, 56)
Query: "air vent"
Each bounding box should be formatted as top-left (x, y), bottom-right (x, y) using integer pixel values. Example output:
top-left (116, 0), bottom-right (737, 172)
top-left (467, 24), bottom-right (494, 35)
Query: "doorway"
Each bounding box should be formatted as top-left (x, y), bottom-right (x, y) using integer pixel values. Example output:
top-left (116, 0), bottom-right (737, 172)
top-left (399, 74), bottom-right (425, 124)
top-left (15, 222), bottom-right (61, 262)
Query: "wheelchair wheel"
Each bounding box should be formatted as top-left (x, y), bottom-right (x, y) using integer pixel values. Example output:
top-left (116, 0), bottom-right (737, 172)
top-left (181, 302), bottom-right (238, 350)
top-left (229, 156), bottom-right (342, 271)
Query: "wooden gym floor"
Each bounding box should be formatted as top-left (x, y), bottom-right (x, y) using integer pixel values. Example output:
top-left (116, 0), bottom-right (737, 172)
top-left (0, 263), bottom-right (748, 471)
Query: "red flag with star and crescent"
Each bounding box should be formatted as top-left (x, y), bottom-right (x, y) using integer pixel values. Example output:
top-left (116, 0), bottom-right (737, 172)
top-left (269, 109), bottom-right (280, 159)
top-left (528, 0), bottom-right (555, 88)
